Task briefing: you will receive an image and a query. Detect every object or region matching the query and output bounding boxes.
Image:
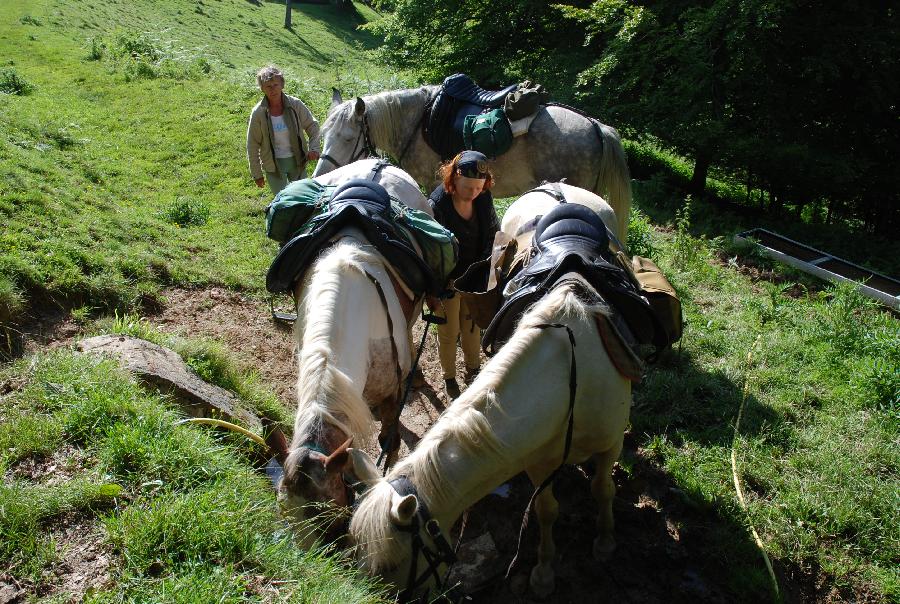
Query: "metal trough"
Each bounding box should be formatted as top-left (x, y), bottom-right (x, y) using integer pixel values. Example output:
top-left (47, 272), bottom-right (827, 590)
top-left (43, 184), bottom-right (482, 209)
top-left (733, 228), bottom-right (900, 311)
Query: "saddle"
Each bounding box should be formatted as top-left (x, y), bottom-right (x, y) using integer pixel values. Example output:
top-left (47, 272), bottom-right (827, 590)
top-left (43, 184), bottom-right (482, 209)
top-left (266, 179), bottom-right (442, 296)
top-left (423, 73), bottom-right (518, 160)
top-left (481, 203), bottom-right (669, 359)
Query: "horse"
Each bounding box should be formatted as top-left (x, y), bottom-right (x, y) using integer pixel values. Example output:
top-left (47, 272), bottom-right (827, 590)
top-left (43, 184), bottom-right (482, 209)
top-left (312, 87), bottom-right (633, 241)
top-left (347, 186), bottom-right (633, 600)
top-left (264, 158), bottom-right (432, 546)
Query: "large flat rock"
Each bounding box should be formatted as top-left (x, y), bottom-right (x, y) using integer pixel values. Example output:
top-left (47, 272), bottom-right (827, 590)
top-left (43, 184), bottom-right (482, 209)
top-left (76, 335), bottom-right (261, 431)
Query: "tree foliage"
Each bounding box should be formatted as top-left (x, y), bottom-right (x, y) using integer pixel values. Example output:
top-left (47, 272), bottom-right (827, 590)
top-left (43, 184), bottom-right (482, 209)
top-left (369, 0), bottom-right (899, 234)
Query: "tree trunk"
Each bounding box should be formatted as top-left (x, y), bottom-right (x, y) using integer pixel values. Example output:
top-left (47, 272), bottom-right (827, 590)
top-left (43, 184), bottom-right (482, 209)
top-left (284, 0), bottom-right (292, 29)
top-left (690, 151), bottom-right (711, 199)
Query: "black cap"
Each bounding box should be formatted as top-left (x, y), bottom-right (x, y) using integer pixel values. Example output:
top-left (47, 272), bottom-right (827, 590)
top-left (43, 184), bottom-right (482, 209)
top-left (456, 150), bottom-right (489, 179)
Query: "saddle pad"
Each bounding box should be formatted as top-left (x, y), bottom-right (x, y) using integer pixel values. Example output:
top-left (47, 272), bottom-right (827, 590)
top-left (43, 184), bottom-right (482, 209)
top-left (509, 112), bottom-right (537, 137)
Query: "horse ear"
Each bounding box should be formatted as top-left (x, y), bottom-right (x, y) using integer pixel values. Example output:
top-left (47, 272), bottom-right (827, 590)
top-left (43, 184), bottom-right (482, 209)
top-left (344, 448), bottom-right (380, 486)
top-left (390, 493), bottom-right (418, 526)
top-left (262, 417), bottom-right (289, 465)
top-left (323, 438), bottom-right (353, 474)
top-left (330, 87), bottom-right (343, 112)
top-left (354, 96), bottom-right (365, 117)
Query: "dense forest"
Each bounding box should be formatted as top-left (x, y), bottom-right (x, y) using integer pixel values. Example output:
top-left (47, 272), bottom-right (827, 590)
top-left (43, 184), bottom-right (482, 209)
top-left (364, 0), bottom-right (898, 237)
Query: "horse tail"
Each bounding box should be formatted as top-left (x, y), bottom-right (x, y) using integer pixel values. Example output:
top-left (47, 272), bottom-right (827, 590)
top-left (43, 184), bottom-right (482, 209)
top-left (594, 123), bottom-right (632, 242)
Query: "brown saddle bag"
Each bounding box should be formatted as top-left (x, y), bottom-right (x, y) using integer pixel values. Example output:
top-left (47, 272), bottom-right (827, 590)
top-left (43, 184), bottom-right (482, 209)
top-left (629, 255), bottom-right (683, 345)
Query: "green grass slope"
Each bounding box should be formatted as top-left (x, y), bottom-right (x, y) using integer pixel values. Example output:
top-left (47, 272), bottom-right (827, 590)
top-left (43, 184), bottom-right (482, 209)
top-left (0, 0), bottom-right (409, 336)
top-left (1, 0), bottom-right (898, 602)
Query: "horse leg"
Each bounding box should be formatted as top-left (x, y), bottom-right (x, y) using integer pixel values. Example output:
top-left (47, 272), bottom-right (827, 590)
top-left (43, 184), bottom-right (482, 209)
top-left (525, 467), bottom-right (559, 598)
top-left (376, 395), bottom-right (402, 468)
top-left (591, 438), bottom-right (623, 560)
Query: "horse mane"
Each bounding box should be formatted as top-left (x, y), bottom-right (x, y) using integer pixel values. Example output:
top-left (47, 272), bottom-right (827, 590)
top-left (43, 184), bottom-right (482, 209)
top-left (351, 278), bottom-right (610, 572)
top-left (350, 87), bottom-right (432, 155)
top-left (291, 240), bottom-right (380, 447)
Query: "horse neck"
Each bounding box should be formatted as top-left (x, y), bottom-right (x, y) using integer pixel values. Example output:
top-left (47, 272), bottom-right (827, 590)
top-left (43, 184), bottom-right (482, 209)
top-left (291, 240), bottom-right (385, 446)
top-left (399, 309), bottom-right (590, 526)
top-left (366, 87), bottom-right (432, 157)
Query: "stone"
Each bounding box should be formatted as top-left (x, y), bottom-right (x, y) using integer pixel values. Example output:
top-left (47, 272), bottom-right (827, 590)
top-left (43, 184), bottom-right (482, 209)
top-left (446, 531), bottom-right (504, 595)
top-left (76, 335), bottom-right (261, 431)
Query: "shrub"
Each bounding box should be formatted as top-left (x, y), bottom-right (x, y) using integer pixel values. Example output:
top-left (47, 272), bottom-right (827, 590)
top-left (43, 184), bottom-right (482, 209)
top-left (627, 207), bottom-right (657, 258)
top-left (19, 15), bottom-right (42, 26)
top-left (161, 197), bottom-right (210, 227)
top-left (0, 69), bottom-right (36, 95)
top-left (112, 31), bottom-right (160, 61)
top-left (672, 197), bottom-right (704, 269)
top-left (86, 37), bottom-right (105, 61)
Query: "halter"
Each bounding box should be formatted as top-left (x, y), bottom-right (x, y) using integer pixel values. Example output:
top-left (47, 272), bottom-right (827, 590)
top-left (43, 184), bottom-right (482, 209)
top-left (319, 110), bottom-right (378, 170)
top-left (295, 439), bottom-right (361, 515)
top-left (389, 477), bottom-right (460, 603)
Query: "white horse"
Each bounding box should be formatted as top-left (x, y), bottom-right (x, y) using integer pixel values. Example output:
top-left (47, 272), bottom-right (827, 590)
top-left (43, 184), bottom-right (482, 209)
top-left (312, 88), bottom-right (633, 240)
top-left (264, 159), bottom-right (432, 544)
top-left (348, 188), bottom-right (633, 599)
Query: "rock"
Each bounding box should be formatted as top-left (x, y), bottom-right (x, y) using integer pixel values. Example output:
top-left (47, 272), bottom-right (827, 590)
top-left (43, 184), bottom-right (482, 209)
top-left (76, 335), bottom-right (261, 431)
top-left (446, 531), bottom-right (504, 595)
top-left (0, 584), bottom-right (22, 604)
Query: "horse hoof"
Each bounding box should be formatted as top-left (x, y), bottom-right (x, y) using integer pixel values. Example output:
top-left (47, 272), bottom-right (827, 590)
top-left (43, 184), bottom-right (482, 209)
top-left (593, 534), bottom-right (616, 561)
top-left (529, 565), bottom-right (555, 599)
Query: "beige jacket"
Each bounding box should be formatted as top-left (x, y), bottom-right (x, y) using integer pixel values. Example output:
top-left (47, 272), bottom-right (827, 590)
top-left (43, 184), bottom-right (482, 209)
top-left (246, 93), bottom-right (321, 179)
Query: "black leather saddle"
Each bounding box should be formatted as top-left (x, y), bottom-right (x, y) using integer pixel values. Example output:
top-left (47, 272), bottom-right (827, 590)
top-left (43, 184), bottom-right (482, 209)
top-left (482, 203), bottom-right (667, 355)
top-left (423, 73), bottom-right (518, 160)
top-left (266, 179), bottom-right (439, 296)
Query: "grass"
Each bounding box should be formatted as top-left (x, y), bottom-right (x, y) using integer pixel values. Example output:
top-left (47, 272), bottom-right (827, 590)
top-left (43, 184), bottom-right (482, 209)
top-left (0, 0), bottom-right (897, 601)
top-left (0, 0), bottom-right (414, 332)
top-left (0, 351), bottom-right (388, 602)
top-left (626, 190), bottom-right (899, 599)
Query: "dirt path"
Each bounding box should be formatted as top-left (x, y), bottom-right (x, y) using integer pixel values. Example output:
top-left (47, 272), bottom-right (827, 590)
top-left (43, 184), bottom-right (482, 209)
top-left (18, 287), bottom-right (816, 603)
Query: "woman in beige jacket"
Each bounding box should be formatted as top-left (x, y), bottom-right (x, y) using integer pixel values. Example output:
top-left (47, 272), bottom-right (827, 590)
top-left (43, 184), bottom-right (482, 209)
top-left (246, 66), bottom-right (321, 195)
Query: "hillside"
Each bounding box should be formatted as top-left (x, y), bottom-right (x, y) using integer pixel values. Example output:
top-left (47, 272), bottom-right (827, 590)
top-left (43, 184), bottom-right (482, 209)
top-left (1, 1), bottom-right (898, 603)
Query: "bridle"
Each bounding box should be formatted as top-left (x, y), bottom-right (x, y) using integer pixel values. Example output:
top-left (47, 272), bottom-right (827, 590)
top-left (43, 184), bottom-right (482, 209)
top-left (318, 110), bottom-right (378, 170)
top-left (388, 476), bottom-right (460, 603)
top-left (318, 91), bottom-right (435, 172)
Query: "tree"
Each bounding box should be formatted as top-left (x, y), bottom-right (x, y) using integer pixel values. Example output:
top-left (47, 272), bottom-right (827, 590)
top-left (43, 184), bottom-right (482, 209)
top-left (558, 0), bottom-right (899, 231)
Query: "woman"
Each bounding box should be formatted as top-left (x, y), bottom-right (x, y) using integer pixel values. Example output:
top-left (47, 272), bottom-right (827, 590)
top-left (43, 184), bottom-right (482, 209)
top-left (246, 65), bottom-right (321, 195)
top-left (429, 150), bottom-right (500, 398)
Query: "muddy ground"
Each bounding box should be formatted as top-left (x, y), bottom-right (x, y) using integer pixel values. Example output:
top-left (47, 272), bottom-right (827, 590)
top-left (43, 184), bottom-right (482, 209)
top-left (16, 287), bottom-right (862, 604)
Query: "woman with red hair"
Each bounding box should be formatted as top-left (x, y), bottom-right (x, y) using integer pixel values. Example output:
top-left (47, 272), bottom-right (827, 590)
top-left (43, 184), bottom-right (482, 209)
top-left (428, 151), bottom-right (500, 398)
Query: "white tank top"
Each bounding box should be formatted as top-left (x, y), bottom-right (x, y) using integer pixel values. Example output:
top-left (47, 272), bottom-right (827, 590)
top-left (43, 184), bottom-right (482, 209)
top-left (270, 114), bottom-right (293, 158)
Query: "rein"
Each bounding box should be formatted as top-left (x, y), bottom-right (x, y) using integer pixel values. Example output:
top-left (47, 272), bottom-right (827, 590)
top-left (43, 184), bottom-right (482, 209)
top-left (505, 322), bottom-right (578, 578)
top-left (376, 306), bottom-right (445, 473)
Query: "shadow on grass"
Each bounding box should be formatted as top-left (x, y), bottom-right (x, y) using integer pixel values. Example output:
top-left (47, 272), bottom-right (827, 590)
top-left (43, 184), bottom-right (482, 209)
top-left (631, 345), bottom-right (781, 449)
top-left (264, 1), bottom-right (383, 51)
top-left (632, 177), bottom-right (900, 279)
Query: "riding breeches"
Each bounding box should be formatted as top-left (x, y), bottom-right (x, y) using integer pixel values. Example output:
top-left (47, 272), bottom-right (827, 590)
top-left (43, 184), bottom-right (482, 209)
top-left (435, 293), bottom-right (481, 379)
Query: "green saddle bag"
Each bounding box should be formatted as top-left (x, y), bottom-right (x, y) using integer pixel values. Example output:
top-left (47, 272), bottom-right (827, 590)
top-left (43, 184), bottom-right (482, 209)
top-left (463, 108), bottom-right (513, 159)
top-left (264, 178), bottom-right (336, 243)
top-left (392, 202), bottom-right (458, 289)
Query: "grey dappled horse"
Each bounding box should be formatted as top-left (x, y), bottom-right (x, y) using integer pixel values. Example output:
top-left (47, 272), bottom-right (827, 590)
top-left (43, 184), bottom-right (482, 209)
top-left (312, 88), bottom-right (633, 240)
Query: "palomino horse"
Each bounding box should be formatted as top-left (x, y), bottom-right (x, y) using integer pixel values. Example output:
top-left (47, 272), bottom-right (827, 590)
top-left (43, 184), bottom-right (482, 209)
top-left (265, 159), bottom-right (432, 544)
top-left (348, 187), bottom-right (633, 599)
top-left (312, 88), bottom-right (633, 240)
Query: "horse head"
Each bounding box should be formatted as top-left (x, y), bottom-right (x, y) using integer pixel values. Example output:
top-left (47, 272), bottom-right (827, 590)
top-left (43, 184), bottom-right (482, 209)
top-left (312, 89), bottom-right (370, 177)
top-left (349, 454), bottom-right (452, 601)
top-left (265, 421), bottom-right (364, 544)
